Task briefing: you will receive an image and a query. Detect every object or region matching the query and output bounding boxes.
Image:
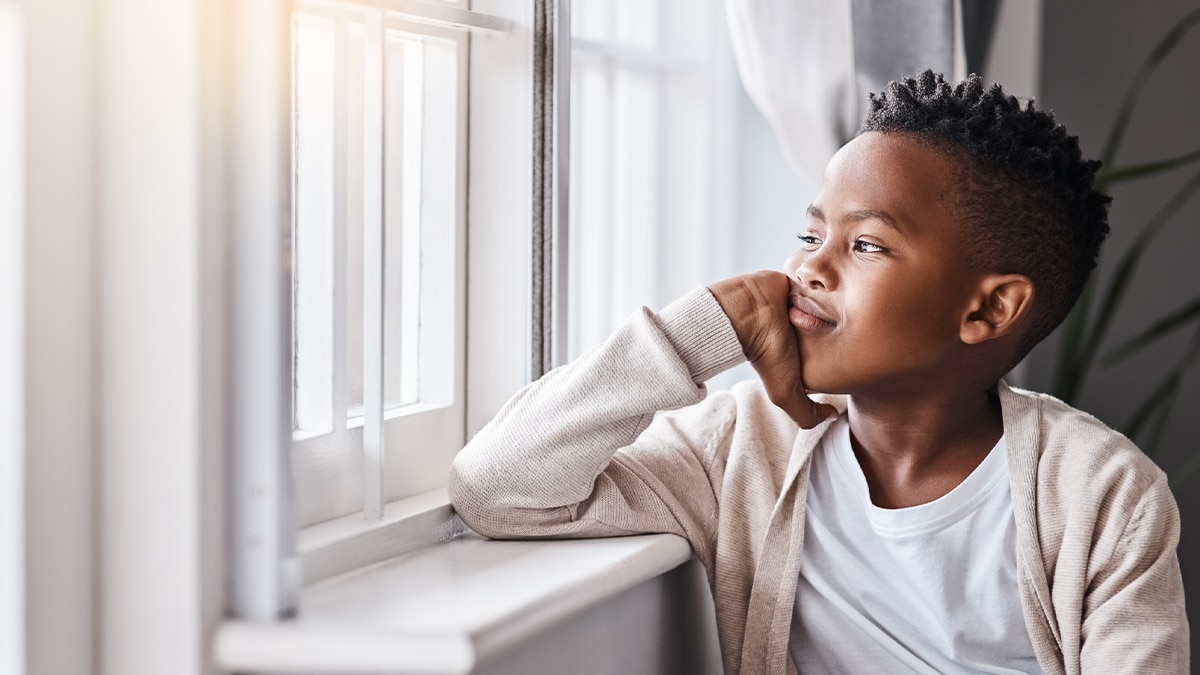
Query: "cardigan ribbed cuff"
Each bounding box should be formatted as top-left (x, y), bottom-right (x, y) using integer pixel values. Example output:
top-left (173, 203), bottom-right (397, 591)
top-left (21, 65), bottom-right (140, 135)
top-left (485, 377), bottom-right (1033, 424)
top-left (655, 286), bottom-right (746, 384)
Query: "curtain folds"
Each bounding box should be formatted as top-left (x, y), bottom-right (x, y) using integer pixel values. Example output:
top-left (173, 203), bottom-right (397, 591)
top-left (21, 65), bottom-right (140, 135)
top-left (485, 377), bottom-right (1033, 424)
top-left (725, 0), bottom-right (1000, 185)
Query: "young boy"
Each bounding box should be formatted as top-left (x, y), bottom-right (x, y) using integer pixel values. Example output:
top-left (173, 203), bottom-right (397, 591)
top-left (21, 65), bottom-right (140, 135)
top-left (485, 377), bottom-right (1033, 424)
top-left (449, 71), bottom-right (1189, 674)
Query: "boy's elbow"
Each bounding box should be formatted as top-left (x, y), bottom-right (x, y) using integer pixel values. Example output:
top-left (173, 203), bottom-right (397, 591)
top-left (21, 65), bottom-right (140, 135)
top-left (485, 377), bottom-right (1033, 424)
top-left (448, 455), bottom-right (581, 540)
top-left (447, 455), bottom-right (523, 539)
top-left (447, 457), bottom-right (494, 533)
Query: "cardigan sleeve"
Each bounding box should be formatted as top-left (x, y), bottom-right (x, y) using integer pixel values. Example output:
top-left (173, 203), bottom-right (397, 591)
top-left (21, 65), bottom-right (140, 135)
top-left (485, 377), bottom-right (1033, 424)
top-left (1079, 472), bottom-right (1189, 673)
top-left (448, 286), bottom-right (746, 552)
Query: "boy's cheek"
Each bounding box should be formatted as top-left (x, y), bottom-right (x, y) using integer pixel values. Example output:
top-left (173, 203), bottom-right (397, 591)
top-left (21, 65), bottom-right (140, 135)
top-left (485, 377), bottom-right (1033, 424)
top-left (798, 339), bottom-right (837, 388)
top-left (782, 249), bottom-right (803, 274)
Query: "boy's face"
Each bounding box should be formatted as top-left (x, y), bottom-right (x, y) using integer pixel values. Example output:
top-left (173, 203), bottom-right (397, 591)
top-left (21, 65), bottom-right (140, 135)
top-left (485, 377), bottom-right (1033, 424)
top-left (784, 132), bottom-right (984, 396)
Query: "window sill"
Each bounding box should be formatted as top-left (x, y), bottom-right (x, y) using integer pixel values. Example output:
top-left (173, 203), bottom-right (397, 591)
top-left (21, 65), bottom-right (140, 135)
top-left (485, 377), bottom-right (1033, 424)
top-left (298, 487), bottom-right (466, 585)
top-left (213, 531), bottom-right (694, 674)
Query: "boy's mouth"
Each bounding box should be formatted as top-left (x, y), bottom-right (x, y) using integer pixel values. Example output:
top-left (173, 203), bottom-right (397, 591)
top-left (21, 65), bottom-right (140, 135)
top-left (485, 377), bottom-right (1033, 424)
top-left (789, 294), bottom-right (837, 330)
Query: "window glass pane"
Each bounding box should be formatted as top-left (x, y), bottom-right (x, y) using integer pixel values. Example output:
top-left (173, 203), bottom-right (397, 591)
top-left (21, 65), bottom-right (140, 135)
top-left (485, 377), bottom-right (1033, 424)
top-left (614, 0), bottom-right (659, 49)
top-left (609, 67), bottom-right (658, 326)
top-left (383, 28), bottom-right (458, 411)
top-left (572, 2), bottom-right (611, 43)
top-left (568, 5), bottom-right (664, 359)
top-left (573, 0), bottom-right (661, 48)
top-left (345, 20), bottom-right (367, 417)
top-left (292, 13), bottom-right (336, 435)
top-left (568, 0), bottom-right (733, 360)
top-left (568, 61), bottom-right (613, 357)
top-left (383, 34), bottom-right (422, 408)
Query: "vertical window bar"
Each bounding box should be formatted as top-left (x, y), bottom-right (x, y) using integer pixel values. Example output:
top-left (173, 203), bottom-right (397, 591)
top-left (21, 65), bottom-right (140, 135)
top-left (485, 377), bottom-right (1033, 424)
top-left (362, 9), bottom-right (386, 520)
top-left (530, 0), bottom-right (552, 378)
top-left (550, 0), bottom-right (571, 369)
top-left (534, 0), bottom-right (572, 374)
top-left (0, 4), bottom-right (25, 670)
top-left (229, 0), bottom-right (299, 620)
top-left (331, 14), bottom-right (350, 450)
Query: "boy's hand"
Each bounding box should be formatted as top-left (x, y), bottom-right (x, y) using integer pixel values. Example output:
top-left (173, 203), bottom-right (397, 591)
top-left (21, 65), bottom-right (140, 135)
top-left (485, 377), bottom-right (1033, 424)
top-left (708, 271), bottom-right (838, 429)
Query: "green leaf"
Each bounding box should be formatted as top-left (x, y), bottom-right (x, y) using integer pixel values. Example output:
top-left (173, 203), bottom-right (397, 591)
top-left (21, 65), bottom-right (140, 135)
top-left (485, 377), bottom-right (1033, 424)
top-left (1147, 7), bottom-right (1200, 66)
top-left (1103, 295), bottom-right (1200, 365)
top-left (1050, 8), bottom-right (1200, 403)
top-left (1096, 146), bottom-right (1200, 190)
top-left (1100, 8), bottom-right (1200, 166)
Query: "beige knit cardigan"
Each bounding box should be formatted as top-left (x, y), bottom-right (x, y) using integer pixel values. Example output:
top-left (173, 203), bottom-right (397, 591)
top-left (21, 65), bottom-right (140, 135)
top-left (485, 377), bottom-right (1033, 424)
top-left (449, 287), bottom-right (1189, 674)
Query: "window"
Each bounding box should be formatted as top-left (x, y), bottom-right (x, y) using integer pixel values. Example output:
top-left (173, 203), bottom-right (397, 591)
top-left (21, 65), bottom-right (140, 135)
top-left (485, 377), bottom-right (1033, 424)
top-left (288, 0), bottom-right (740, 533)
top-left (0, 5), bottom-right (24, 671)
top-left (567, 0), bottom-right (737, 360)
top-left (229, 0), bottom-right (746, 636)
top-left (289, 0), bottom-right (516, 528)
top-left (290, 1), bottom-right (468, 526)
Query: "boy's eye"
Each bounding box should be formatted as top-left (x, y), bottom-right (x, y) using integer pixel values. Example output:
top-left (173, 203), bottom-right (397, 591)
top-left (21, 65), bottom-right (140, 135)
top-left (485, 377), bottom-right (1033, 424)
top-left (853, 240), bottom-right (885, 253)
top-left (796, 233), bottom-right (822, 248)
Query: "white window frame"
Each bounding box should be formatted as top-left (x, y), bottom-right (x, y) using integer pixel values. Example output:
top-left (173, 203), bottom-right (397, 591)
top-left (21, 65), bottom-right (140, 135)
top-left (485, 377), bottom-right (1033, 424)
top-left (289, 0), bottom-right (474, 529)
top-left (219, 0), bottom-right (742, 659)
top-left (274, 0), bottom-right (738, 589)
top-left (283, 0), bottom-right (537, 585)
top-left (463, 0), bottom-right (539, 436)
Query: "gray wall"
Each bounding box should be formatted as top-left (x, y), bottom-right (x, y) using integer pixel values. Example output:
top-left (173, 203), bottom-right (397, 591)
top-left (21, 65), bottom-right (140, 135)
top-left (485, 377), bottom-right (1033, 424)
top-left (1028, 0), bottom-right (1200, 654)
top-left (474, 558), bottom-right (722, 675)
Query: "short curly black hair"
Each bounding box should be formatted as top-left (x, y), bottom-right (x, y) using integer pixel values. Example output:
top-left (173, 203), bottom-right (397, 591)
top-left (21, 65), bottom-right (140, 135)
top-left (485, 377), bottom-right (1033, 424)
top-left (861, 70), bottom-right (1111, 363)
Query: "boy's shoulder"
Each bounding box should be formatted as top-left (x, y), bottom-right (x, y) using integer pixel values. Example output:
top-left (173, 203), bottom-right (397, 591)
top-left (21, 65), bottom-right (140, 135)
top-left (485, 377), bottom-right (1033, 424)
top-left (1002, 383), bottom-right (1155, 461)
top-left (1000, 382), bottom-right (1171, 515)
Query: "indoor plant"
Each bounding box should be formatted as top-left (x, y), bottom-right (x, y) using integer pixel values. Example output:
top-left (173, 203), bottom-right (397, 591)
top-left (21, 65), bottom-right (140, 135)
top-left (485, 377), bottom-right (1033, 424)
top-left (1049, 6), bottom-right (1200, 489)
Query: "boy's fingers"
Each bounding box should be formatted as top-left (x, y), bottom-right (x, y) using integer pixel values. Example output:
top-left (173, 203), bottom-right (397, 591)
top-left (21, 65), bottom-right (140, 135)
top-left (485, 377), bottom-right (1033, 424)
top-left (755, 327), bottom-right (836, 428)
top-left (761, 364), bottom-right (838, 428)
top-left (789, 398), bottom-right (840, 429)
top-left (710, 271), bottom-right (836, 428)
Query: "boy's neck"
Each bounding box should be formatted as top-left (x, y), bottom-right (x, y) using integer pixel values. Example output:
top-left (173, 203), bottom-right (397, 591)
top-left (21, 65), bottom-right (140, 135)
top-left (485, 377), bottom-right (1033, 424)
top-left (844, 385), bottom-right (1004, 509)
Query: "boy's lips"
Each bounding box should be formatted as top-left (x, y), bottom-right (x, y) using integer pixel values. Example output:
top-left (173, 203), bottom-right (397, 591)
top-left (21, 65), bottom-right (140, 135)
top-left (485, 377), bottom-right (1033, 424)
top-left (789, 293), bottom-right (837, 330)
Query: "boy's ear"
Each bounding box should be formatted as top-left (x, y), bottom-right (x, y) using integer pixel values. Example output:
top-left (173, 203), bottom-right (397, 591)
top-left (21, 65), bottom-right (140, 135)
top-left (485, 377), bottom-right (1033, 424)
top-left (960, 274), bottom-right (1035, 346)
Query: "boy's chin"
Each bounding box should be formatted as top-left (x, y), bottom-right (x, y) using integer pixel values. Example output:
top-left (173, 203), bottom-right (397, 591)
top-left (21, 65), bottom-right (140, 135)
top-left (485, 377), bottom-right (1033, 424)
top-left (805, 385), bottom-right (851, 399)
top-left (798, 366), bottom-right (841, 396)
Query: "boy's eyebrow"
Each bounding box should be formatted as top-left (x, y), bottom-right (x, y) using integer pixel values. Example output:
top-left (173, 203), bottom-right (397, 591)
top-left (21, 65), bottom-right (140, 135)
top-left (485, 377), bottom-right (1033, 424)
top-left (806, 204), bottom-right (904, 233)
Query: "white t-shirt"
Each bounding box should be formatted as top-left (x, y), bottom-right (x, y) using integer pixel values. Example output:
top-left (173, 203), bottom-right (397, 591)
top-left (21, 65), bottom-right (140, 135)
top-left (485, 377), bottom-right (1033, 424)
top-left (789, 415), bottom-right (1043, 674)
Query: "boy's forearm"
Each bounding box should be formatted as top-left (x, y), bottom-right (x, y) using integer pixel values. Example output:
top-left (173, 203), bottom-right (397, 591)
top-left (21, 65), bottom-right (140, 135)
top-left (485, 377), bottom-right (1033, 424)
top-left (449, 287), bottom-right (744, 539)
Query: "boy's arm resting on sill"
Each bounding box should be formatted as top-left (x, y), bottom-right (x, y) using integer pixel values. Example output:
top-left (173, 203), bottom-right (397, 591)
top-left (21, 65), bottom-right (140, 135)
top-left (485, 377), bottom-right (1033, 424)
top-left (449, 286), bottom-right (746, 550)
top-left (1080, 472), bottom-right (1189, 673)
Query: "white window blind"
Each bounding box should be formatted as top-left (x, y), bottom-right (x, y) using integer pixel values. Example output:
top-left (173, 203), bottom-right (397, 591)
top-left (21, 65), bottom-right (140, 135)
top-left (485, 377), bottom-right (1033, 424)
top-left (0, 5), bottom-right (24, 671)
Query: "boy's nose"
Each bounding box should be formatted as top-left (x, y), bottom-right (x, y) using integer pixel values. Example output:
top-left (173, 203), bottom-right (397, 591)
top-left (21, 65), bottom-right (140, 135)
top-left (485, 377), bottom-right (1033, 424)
top-left (794, 250), bottom-right (833, 291)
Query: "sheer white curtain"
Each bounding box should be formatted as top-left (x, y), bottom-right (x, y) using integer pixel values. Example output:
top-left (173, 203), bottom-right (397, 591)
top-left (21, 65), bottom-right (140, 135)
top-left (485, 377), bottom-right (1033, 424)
top-left (724, 0), bottom-right (999, 184)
